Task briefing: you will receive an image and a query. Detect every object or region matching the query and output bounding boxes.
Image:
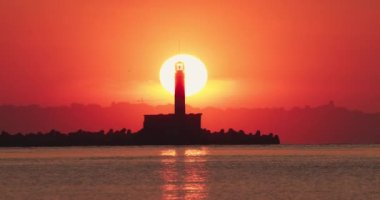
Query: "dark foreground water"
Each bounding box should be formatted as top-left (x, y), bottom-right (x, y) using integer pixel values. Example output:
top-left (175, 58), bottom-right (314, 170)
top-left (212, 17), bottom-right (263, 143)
top-left (0, 145), bottom-right (379, 200)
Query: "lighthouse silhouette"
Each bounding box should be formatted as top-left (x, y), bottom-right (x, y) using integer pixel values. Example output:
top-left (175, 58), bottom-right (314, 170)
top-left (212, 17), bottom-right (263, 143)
top-left (142, 60), bottom-right (202, 137)
top-left (175, 61), bottom-right (185, 116)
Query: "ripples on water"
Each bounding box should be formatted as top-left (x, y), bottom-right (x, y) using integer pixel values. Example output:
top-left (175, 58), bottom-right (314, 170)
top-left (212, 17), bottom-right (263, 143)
top-left (0, 145), bottom-right (379, 200)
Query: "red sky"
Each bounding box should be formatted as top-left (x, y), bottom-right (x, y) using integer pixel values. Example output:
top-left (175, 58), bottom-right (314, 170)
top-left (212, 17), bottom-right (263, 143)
top-left (0, 0), bottom-right (379, 112)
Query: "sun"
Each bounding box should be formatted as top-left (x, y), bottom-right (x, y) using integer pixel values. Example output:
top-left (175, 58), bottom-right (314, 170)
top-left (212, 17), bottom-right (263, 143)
top-left (160, 54), bottom-right (208, 96)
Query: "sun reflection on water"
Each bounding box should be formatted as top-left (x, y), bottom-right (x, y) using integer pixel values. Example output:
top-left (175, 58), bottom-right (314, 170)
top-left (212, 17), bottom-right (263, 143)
top-left (160, 148), bottom-right (208, 200)
top-left (184, 149), bottom-right (207, 157)
top-left (161, 149), bottom-right (177, 157)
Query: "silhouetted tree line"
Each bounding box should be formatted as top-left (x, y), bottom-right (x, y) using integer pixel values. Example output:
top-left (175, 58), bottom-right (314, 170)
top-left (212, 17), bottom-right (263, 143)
top-left (0, 128), bottom-right (279, 146)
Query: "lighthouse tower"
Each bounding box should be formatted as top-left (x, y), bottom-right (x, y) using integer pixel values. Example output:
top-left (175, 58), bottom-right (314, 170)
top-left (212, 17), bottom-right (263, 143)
top-left (174, 61), bottom-right (185, 116)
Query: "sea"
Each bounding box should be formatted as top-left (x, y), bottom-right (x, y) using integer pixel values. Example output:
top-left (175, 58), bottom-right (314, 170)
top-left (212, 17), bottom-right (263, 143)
top-left (0, 145), bottom-right (379, 200)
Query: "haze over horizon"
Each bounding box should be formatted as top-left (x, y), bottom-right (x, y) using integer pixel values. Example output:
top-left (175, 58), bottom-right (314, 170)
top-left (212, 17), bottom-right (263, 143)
top-left (1, 0), bottom-right (379, 112)
top-left (1, 100), bottom-right (379, 113)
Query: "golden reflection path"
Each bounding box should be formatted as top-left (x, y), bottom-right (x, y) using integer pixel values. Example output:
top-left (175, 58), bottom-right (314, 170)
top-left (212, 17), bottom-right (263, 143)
top-left (160, 148), bottom-right (208, 200)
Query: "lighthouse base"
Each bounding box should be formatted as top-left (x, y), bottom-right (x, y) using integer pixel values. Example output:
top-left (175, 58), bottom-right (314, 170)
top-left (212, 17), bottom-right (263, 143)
top-left (143, 113), bottom-right (202, 133)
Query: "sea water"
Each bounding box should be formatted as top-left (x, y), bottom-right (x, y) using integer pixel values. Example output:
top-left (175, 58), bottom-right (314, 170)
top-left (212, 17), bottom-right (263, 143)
top-left (0, 145), bottom-right (379, 200)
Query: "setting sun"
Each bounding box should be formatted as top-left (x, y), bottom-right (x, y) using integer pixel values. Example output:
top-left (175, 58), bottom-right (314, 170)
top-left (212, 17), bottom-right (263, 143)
top-left (160, 54), bottom-right (208, 96)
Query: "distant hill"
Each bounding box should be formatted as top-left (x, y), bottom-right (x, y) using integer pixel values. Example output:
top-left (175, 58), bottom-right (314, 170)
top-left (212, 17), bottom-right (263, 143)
top-left (0, 102), bottom-right (379, 144)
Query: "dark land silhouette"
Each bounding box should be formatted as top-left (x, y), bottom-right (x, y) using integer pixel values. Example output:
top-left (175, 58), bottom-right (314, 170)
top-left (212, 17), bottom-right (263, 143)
top-left (0, 128), bottom-right (279, 147)
top-left (0, 101), bottom-right (379, 144)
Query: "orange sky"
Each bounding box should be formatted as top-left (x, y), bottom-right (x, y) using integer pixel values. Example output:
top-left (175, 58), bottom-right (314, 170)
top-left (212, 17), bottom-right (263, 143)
top-left (0, 0), bottom-right (379, 112)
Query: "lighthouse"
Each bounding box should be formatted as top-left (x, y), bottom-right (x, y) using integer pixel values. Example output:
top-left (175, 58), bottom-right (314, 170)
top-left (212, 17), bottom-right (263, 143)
top-left (142, 60), bottom-right (202, 136)
top-left (175, 61), bottom-right (185, 116)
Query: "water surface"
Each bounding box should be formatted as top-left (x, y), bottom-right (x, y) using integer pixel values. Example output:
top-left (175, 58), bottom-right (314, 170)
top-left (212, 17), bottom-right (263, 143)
top-left (0, 145), bottom-right (379, 199)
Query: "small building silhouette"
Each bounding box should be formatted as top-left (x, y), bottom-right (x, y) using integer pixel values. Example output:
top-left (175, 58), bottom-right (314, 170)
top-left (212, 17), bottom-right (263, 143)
top-left (144, 113), bottom-right (202, 133)
top-left (143, 61), bottom-right (202, 134)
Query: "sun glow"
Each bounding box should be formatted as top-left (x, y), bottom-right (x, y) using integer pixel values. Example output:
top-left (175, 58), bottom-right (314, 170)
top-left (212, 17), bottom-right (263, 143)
top-left (160, 54), bottom-right (208, 96)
